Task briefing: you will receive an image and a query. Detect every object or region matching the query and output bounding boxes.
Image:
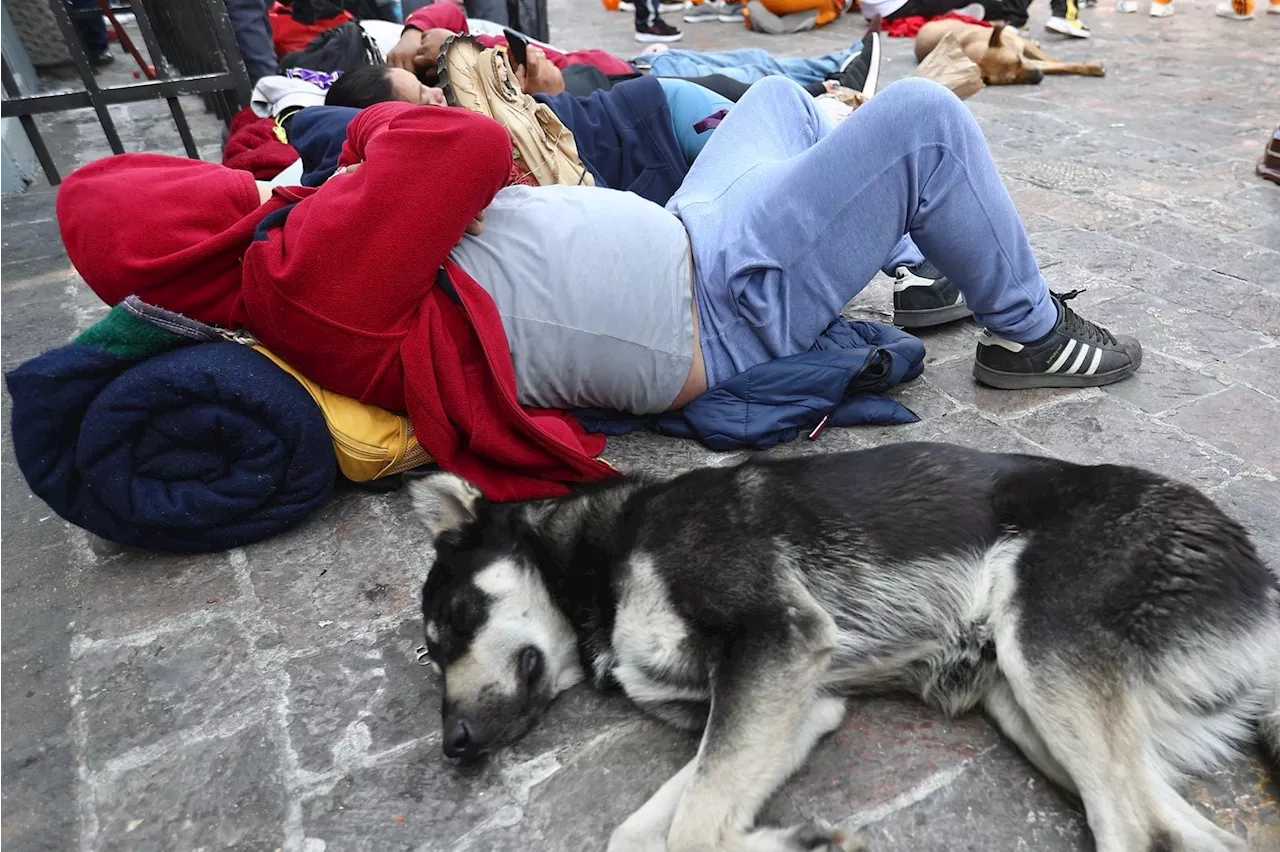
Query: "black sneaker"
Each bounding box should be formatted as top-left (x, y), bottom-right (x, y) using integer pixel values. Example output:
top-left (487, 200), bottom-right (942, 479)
top-left (893, 262), bottom-right (972, 328)
top-left (973, 291), bottom-right (1142, 389)
top-left (635, 18), bottom-right (684, 41)
top-left (835, 30), bottom-right (881, 96)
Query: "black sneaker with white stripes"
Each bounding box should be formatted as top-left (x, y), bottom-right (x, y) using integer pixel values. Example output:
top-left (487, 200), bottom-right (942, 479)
top-left (893, 262), bottom-right (972, 328)
top-left (834, 30), bottom-right (882, 96)
top-left (973, 291), bottom-right (1142, 389)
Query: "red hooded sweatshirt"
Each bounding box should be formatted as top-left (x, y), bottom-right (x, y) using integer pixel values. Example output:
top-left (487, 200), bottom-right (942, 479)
top-left (57, 103), bottom-right (616, 501)
top-left (405, 2), bottom-right (637, 77)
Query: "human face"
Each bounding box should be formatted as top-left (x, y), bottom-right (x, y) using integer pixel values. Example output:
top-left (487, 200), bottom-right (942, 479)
top-left (386, 66), bottom-right (447, 106)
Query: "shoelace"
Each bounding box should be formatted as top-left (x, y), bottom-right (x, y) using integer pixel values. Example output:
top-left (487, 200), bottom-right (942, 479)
top-left (1052, 289), bottom-right (1118, 347)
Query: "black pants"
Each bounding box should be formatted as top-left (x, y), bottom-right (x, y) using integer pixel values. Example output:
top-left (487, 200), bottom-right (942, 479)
top-left (886, 0), bottom-right (1031, 26)
top-left (1049, 0), bottom-right (1079, 21)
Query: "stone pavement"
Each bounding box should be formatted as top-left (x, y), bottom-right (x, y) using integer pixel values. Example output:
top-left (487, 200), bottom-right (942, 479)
top-left (2, 3), bottom-right (1278, 850)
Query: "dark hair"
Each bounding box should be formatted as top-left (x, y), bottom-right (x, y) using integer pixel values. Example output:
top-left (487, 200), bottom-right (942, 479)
top-left (325, 65), bottom-right (395, 109)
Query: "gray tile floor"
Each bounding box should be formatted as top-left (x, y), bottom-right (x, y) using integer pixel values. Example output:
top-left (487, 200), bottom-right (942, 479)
top-left (2, 2), bottom-right (1277, 849)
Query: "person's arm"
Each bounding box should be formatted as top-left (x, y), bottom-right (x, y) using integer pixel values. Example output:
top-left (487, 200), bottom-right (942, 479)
top-left (254, 102), bottom-right (512, 325)
top-left (389, 2), bottom-right (469, 70)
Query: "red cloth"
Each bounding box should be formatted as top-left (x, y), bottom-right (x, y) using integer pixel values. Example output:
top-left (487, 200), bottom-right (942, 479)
top-left (222, 108), bottom-right (299, 180)
top-left (57, 103), bottom-right (616, 501)
top-left (269, 1), bottom-right (356, 58)
top-left (881, 11), bottom-right (989, 37)
top-left (405, 2), bottom-right (636, 76)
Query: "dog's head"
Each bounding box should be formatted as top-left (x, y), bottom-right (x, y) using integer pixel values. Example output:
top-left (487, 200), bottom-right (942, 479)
top-left (408, 473), bottom-right (584, 761)
top-left (977, 25), bottom-right (1044, 86)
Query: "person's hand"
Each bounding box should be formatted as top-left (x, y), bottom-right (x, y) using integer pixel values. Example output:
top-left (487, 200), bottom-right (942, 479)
top-left (413, 29), bottom-right (453, 78)
top-left (512, 47), bottom-right (565, 96)
top-left (466, 210), bottom-right (486, 236)
top-left (387, 28), bottom-right (425, 73)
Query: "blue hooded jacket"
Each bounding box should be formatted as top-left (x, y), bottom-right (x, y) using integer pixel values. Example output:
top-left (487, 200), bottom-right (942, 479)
top-left (535, 76), bottom-right (689, 206)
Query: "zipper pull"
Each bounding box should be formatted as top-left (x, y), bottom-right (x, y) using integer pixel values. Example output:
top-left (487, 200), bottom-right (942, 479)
top-left (218, 327), bottom-right (259, 346)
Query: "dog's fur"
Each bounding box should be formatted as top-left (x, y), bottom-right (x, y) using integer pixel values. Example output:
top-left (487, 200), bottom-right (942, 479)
top-left (410, 443), bottom-right (1280, 852)
top-left (915, 21), bottom-right (1105, 85)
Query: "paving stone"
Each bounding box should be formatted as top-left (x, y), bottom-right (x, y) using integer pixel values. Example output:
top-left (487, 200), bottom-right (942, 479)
top-left (1010, 396), bottom-right (1243, 488)
top-left (856, 745), bottom-right (1088, 851)
top-left (244, 491), bottom-right (433, 652)
top-left (1165, 385), bottom-right (1280, 476)
top-left (74, 552), bottom-right (240, 641)
top-left (927, 358), bottom-right (1085, 418)
top-left (1112, 217), bottom-right (1280, 286)
top-left (1101, 351), bottom-right (1230, 415)
top-left (76, 619), bottom-right (266, 768)
top-left (285, 620), bottom-right (438, 776)
top-left (1213, 476), bottom-right (1280, 581)
top-left (92, 724), bottom-right (288, 852)
top-left (1209, 345), bottom-right (1280, 399)
top-left (1097, 292), bottom-right (1271, 369)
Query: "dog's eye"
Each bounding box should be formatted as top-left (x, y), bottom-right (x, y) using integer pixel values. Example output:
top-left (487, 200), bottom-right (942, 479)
top-left (519, 646), bottom-right (543, 683)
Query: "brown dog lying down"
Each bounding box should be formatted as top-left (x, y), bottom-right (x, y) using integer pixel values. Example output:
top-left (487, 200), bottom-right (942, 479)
top-left (915, 20), bottom-right (1104, 85)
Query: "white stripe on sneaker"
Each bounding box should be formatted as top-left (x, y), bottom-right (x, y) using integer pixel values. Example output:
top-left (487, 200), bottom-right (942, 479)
top-left (1085, 347), bottom-right (1103, 376)
top-left (1066, 344), bottom-right (1091, 375)
top-left (1046, 339), bottom-right (1077, 373)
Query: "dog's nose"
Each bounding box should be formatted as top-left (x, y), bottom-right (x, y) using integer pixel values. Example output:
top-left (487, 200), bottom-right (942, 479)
top-left (1026, 67), bottom-right (1045, 84)
top-left (442, 717), bottom-right (475, 759)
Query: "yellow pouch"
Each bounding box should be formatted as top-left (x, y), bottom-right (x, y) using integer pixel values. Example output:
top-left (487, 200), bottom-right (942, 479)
top-left (252, 345), bottom-right (433, 482)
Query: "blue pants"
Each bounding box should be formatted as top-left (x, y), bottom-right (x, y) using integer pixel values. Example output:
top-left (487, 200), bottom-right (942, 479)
top-left (669, 76), bottom-right (1057, 384)
top-left (69, 0), bottom-right (107, 52)
top-left (643, 47), bottom-right (850, 89)
top-left (656, 78), bottom-right (734, 165)
top-left (224, 0), bottom-right (278, 83)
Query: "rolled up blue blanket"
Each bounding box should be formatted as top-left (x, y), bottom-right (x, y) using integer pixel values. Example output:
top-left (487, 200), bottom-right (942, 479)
top-left (6, 304), bottom-right (335, 553)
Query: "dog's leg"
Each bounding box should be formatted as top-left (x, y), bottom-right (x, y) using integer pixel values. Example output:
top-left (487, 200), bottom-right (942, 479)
top-left (663, 590), bottom-right (855, 852)
top-left (1025, 59), bottom-right (1106, 77)
top-left (995, 638), bottom-right (1242, 852)
top-left (981, 679), bottom-right (1077, 795)
top-left (1018, 40), bottom-right (1060, 61)
top-left (607, 697), bottom-right (851, 852)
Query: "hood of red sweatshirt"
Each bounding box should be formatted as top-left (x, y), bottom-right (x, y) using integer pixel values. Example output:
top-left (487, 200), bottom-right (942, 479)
top-left (57, 153), bottom-right (286, 327)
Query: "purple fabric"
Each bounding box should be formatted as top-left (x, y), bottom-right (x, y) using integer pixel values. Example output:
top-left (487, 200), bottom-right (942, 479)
top-left (694, 110), bottom-right (730, 134)
top-left (285, 68), bottom-right (344, 89)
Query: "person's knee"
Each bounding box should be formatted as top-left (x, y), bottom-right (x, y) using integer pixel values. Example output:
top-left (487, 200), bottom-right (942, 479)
top-left (876, 78), bottom-right (972, 137)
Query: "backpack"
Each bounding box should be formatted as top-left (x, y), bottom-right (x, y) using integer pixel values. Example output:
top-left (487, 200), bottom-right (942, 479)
top-left (277, 21), bottom-right (383, 74)
top-left (436, 36), bottom-right (593, 188)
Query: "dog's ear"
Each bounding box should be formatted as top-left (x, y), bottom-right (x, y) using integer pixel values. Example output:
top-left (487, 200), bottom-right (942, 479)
top-left (406, 472), bottom-right (484, 537)
top-left (988, 23), bottom-right (1005, 47)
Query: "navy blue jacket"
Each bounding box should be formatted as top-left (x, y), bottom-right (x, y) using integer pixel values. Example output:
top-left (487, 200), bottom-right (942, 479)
top-left (576, 319), bottom-right (927, 450)
top-left (290, 78), bottom-right (687, 205)
top-left (536, 76), bottom-right (688, 206)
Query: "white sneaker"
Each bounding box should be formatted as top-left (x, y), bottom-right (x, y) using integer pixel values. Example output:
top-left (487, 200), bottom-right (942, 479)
top-left (1117, 0), bottom-right (1137, 11)
top-left (1045, 14), bottom-right (1091, 35)
top-left (1268, 1), bottom-right (1280, 13)
top-left (683, 0), bottom-right (724, 21)
top-left (1148, 1), bottom-right (1174, 15)
top-left (955, 1), bottom-right (986, 17)
top-left (1214, 1), bottom-right (1254, 16)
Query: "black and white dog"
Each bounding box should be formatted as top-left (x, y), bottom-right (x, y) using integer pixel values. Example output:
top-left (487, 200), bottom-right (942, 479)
top-left (409, 442), bottom-right (1279, 852)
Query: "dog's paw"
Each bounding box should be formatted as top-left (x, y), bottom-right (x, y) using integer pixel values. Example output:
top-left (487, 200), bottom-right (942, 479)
top-left (743, 820), bottom-right (870, 852)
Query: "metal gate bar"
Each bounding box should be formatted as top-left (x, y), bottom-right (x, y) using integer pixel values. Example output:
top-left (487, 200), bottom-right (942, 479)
top-left (0, 0), bottom-right (251, 184)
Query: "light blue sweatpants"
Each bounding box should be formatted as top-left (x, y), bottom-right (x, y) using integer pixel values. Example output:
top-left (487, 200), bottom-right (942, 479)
top-left (668, 76), bottom-right (1058, 384)
top-left (642, 47), bottom-right (851, 88)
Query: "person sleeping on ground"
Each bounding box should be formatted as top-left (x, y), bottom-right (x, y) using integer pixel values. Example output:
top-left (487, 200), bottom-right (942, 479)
top-left (57, 77), bottom-right (1143, 499)
top-left (388, 0), bottom-right (870, 96)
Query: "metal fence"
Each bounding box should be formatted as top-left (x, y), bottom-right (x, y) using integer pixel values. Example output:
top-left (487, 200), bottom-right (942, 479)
top-left (0, 0), bottom-right (251, 184)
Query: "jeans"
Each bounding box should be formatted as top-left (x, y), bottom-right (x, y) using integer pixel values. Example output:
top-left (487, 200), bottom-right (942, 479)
top-left (668, 76), bottom-right (1057, 384)
top-left (643, 47), bottom-right (852, 89)
top-left (69, 0), bottom-right (108, 52)
top-left (224, 0), bottom-right (278, 83)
